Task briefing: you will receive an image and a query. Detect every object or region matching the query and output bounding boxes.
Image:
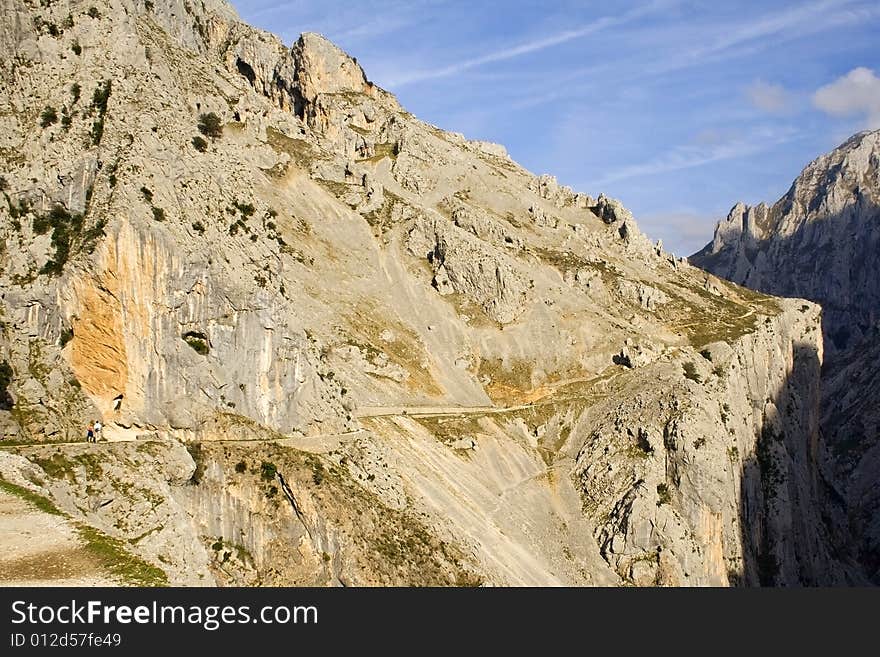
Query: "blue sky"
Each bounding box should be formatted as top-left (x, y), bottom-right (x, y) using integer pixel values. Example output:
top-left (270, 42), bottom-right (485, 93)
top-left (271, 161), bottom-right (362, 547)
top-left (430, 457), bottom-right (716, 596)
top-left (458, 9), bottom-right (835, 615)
top-left (232, 0), bottom-right (880, 255)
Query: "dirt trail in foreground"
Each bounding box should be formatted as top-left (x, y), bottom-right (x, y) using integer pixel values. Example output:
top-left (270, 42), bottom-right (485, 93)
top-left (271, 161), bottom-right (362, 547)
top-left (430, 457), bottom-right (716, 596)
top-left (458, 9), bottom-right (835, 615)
top-left (0, 490), bottom-right (118, 586)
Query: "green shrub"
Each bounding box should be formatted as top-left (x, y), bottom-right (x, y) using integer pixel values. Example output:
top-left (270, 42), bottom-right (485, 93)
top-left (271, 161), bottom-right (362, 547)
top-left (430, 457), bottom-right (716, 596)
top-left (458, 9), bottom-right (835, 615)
top-left (191, 220), bottom-right (205, 235)
top-left (260, 461), bottom-right (277, 481)
top-left (40, 106), bottom-right (58, 128)
top-left (140, 186), bottom-right (153, 202)
top-left (59, 327), bottom-right (74, 348)
top-left (182, 331), bottom-right (208, 355)
top-left (197, 112), bottom-right (222, 140)
top-left (683, 361), bottom-right (701, 383)
top-left (87, 6), bottom-right (100, 18)
top-left (0, 361), bottom-right (13, 409)
top-left (234, 200), bottom-right (255, 217)
top-left (71, 82), bottom-right (81, 104)
top-left (234, 461), bottom-right (246, 474)
top-left (35, 205), bottom-right (86, 277)
top-left (152, 206), bottom-right (165, 222)
top-left (90, 80), bottom-right (111, 116)
top-left (90, 118), bottom-right (104, 145)
top-left (71, 40), bottom-right (82, 55)
top-left (656, 483), bottom-right (671, 506)
top-left (191, 135), bottom-right (208, 152)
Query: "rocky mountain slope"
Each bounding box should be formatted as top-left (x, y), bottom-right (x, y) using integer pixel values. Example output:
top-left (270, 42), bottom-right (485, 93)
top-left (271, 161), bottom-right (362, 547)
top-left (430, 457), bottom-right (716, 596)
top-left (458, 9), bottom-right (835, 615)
top-left (692, 130), bottom-right (880, 583)
top-left (692, 130), bottom-right (880, 353)
top-left (0, 0), bottom-right (858, 585)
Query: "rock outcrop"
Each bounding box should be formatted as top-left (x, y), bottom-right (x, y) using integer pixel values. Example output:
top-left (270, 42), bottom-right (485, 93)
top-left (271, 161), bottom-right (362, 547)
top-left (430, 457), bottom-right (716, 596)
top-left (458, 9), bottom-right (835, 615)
top-left (691, 130), bottom-right (880, 353)
top-left (692, 130), bottom-right (880, 584)
top-left (0, 0), bottom-right (853, 585)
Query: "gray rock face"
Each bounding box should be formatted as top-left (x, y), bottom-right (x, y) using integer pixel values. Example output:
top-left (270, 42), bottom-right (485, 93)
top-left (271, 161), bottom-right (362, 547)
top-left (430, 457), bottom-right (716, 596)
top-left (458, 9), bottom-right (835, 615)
top-left (692, 129), bottom-right (880, 584)
top-left (692, 130), bottom-right (880, 353)
top-left (593, 193), bottom-right (635, 225)
top-left (0, 0), bottom-right (855, 586)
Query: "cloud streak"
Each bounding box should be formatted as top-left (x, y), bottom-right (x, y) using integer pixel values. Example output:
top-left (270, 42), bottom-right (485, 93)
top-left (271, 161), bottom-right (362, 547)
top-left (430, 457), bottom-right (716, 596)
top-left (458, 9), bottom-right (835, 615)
top-left (385, 1), bottom-right (671, 87)
top-left (649, 0), bottom-right (877, 75)
top-left (591, 128), bottom-right (801, 187)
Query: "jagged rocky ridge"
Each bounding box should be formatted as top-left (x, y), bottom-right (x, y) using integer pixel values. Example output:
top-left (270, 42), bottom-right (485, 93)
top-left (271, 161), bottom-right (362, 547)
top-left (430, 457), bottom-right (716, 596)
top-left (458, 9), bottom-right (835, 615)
top-left (692, 130), bottom-right (880, 583)
top-left (0, 0), bottom-right (858, 585)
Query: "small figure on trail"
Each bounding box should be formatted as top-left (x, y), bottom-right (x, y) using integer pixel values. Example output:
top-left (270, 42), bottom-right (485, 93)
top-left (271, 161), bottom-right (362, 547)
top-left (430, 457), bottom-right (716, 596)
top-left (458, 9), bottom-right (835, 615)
top-left (86, 422), bottom-right (95, 443)
top-left (94, 420), bottom-right (103, 441)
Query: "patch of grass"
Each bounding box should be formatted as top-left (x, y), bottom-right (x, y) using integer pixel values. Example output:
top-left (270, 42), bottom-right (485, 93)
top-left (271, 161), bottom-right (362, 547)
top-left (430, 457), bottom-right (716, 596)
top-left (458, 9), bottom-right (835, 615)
top-left (0, 477), bottom-right (62, 515)
top-left (77, 524), bottom-right (168, 586)
top-left (414, 415), bottom-right (483, 447)
top-left (30, 452), bottom-right (76, 481)
top-left (264, 127), bottom-right (320, 173)
top-left (357, 141), bottom-right (399, 164)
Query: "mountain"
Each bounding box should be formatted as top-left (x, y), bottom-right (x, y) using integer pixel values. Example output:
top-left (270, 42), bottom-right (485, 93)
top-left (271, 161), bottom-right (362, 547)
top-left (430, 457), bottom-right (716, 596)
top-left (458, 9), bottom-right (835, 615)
top-left (0, 0), bottom-right (859, 585)
top-left (691, 130), bottom-right (880, 352)
top-left (692, 130), bottom-right (880, 582)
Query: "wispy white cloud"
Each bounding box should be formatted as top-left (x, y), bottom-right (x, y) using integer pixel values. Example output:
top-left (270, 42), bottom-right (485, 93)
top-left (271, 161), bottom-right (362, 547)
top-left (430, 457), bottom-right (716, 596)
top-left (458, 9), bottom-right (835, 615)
top-left (385, 1), bottom-right (672, 87)
top-left (813, 67), bottom-right (880, 129)
top-left (464, 1), bottom-right (880, 117)
top-left (650, 0), bottom-right (877, 75)
top-left (746, 80), bottom-right (795, 115)
top-left (591, 128), bottom-right (801, 187)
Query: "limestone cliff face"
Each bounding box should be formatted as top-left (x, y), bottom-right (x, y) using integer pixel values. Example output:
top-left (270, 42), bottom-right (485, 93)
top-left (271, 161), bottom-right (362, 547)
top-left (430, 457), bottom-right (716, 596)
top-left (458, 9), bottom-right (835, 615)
top-left (692, 131), bottom-right (880, 584)
top-left (576, 300), bottom-right (847, 585)
top-left (0, 0), bottom-right (851, 585)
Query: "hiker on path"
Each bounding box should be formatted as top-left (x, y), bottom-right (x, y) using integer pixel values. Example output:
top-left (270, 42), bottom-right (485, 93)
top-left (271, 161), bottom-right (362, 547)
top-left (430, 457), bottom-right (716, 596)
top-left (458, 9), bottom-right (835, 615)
top-left (94, 420), bottom-right (103, 441)
top-left (86, 422), bottom-right (95, 443)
